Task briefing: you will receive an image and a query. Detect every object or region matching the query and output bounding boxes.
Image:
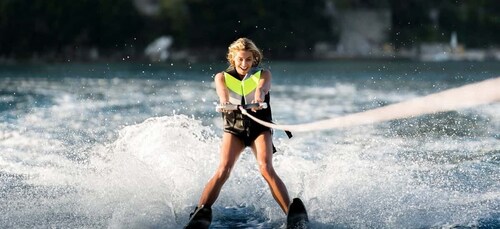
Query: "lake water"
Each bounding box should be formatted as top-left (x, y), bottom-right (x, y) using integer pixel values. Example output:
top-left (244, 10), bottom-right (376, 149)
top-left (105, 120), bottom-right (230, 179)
top-left (1, 60), bottom-right (499, 228)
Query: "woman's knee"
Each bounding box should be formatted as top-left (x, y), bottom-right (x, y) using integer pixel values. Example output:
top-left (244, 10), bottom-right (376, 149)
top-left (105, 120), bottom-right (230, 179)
top-left (259, 163), bottom-right (275, 179)
top-left (215, 165), bottom-right (233, 181)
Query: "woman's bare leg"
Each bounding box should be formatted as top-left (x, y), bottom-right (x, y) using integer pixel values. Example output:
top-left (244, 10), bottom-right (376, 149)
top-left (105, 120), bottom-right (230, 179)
top-left (252, 131), bottom-right (291, 214)
top-left (197, 133), bottom-right (245, 207)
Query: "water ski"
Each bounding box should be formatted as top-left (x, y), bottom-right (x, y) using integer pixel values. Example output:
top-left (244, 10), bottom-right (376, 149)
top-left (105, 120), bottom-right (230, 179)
top-left (184, 205), bottom-right (212, 229)
top-left (287, 198), bottom-right (309, 229)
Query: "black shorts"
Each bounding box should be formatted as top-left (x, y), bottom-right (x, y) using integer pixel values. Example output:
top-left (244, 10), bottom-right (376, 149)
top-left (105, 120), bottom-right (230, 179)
top-left (222, 111), bottom-right (276, 153)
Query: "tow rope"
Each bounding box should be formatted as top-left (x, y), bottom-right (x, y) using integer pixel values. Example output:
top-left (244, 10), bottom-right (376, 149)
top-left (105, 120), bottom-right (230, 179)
top-left (238, 77), bottom-right (500, 132)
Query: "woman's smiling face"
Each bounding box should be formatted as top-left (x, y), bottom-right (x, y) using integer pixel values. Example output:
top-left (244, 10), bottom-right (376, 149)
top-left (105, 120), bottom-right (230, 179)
top-left (233, 50), bottom-right (254, 76)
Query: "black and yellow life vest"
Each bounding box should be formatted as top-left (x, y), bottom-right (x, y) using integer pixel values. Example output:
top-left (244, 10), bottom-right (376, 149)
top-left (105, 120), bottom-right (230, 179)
top-left (222, 67), bottom-right (293, 139)
top-left (224, 68), bottom-right (262, 105)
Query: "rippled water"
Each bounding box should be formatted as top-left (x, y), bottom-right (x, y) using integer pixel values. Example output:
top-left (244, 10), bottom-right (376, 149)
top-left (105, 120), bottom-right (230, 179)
top-left (0, 61), bottom-right (499, 228)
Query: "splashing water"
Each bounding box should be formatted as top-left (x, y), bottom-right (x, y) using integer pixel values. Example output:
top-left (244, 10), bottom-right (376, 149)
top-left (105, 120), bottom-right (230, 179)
top-left (1, 62), bottom-right (499, 228)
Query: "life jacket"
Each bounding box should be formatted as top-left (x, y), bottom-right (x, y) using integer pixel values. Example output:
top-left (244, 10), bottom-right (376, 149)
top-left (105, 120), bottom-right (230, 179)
top-left (224, 67), bottom-right (262, 105)
top-left (222, 67), bottom-right (293, 139)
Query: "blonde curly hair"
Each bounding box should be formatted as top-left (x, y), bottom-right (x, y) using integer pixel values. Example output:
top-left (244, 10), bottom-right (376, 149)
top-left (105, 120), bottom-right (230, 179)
top-left (226, 38), bottom-right (263, 68)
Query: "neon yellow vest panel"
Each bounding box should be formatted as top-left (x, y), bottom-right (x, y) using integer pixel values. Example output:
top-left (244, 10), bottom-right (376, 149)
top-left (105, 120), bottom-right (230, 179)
top-left (224, 69), bottom-right (262, 105)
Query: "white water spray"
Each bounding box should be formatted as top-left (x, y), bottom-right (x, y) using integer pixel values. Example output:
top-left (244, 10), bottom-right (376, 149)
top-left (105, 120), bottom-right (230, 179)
top-left (241, 77), bottom-right (500, 132)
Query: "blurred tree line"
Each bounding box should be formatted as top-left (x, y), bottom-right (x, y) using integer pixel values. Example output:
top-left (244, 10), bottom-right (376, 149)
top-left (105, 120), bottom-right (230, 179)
top-left (0, 0), bottom-right (498, 61)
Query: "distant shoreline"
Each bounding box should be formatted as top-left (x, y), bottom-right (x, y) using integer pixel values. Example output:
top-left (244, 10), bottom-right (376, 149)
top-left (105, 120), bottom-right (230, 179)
top-left (1, 46), bottom-right (499, 65)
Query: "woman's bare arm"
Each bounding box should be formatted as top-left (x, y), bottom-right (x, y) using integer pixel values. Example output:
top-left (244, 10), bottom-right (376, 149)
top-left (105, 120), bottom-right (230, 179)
top-left (214, 72), bottom-right (229, 104)
top-left (254, 69), bottom-right (271, 102)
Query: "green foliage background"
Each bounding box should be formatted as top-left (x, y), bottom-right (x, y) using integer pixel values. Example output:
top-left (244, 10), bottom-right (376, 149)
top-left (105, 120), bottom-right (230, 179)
top-left (0, 0), bottom-right (498, 60)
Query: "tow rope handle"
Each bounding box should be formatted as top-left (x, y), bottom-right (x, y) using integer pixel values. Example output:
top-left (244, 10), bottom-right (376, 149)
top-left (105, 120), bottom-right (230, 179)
top-left (216, 102), bottom-right (268, 112)
top-left (216, 102), bottom-right (293, 139)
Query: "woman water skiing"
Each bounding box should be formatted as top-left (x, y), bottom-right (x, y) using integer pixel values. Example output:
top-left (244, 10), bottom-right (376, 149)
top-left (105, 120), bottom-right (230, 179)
top-left (186, 38), bottom-right (306, 228)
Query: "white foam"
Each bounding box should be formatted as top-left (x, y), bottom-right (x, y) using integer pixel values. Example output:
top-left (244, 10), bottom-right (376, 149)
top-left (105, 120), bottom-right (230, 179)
top-left (1, 69), bottom-right (499, 228)
top-left (70, 115), bottom-right (220, 227)
top-left (273, 128), bottom-right (499, 228)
